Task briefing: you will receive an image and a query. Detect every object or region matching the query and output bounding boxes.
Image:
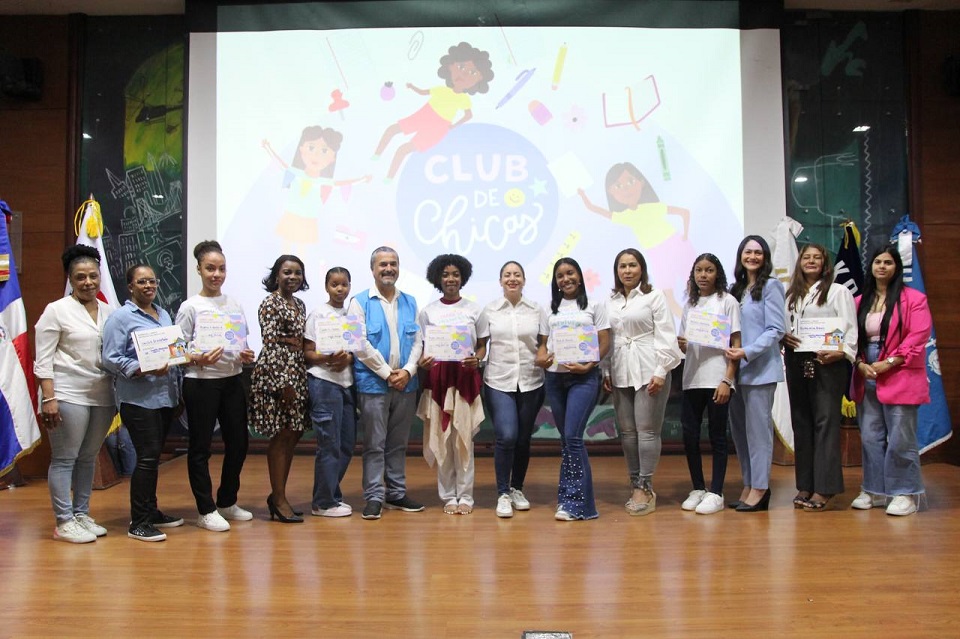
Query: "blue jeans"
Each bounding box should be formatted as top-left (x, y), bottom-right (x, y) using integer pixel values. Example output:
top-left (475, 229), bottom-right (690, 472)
top-left (859, 343), bottom-right (924, 496)
top-left (545, 371), bottom-right (600, 520)
top-left (309, 377), bottom-right (357, 509)
top-left (485, 384), bottom-right (545, 496)
top-left (47, 402), bottom-right (114, 522)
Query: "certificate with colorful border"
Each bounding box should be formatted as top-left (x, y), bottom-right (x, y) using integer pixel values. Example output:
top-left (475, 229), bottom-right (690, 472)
top-left (424, 324), bottom-right (472, 361)
top-left (552, 325), bottom-right (599, 364)
top-left (194, 312), bottom-right (247, 352)
top-left (313, 314), bottom-right (366, 353)
top-left (684, 310), bottom-right (731, 349)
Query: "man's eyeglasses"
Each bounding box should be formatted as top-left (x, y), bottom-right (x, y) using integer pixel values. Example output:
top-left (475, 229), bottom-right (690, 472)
top-left (135, 278), bottom-right (159, 286)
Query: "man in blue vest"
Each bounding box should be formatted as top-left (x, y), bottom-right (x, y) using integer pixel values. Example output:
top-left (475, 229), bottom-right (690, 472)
top-left (349, 247), bottom-right (425, 520)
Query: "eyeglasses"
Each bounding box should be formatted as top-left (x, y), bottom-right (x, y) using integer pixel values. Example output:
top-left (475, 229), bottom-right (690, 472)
top-left (135, 278), bottom-right (159, 286)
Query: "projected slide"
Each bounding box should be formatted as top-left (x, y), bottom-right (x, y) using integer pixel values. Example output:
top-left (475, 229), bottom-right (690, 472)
top-left (211, 27), bottom-right (746, 347)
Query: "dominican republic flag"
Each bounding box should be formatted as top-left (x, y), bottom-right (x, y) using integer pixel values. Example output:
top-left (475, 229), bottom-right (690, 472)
top-left (66, 197), bottom-right (119, 308)
top-left (0, 201), bottom-right (41, 477)
top-left (833, 222), bottom-right (864, 296)
top-left (891, 215), bottom-right (953, 454)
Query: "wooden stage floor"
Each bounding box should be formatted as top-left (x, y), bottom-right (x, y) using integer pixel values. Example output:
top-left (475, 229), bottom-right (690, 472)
top-left (2, 453), bottom-right (959, 638)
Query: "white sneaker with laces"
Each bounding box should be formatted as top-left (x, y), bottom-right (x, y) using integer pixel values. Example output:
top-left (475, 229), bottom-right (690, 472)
top-left (695, 492), bottom-right (725, 515)
top-left (197, 511), bottom-right (231, 532)
top-left (75, 513), bottom-right (107, 537)
top-left (312, 504), bottom-right (352, 518)
top-left (886, 495), bottom-right (917, 517)
top-left (217, 504), bottom-right (254, 521)
top-left (851, 491), bottom-right (885, 510)
top-left (509, 488), bottom-right (530, 511)
top-left (338, 501), bottom-right (353, 513)
top-left (54, 518), bottom-right (97, 544)
top-left (555, 508), bottom-right (576, 521)
top-left (681, 489), bottom-right (707, 511)
top-left (496, 494), bottom-right (514, 518)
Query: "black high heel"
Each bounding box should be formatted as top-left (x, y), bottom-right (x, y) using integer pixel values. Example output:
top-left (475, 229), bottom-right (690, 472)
top-left (266, 495), bottom-right (303, 523)
top-left (736, 489), bottom-right (771, 512)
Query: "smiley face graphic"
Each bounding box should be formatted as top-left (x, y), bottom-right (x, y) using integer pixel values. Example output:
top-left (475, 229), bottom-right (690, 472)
top-left (504, 188), bottom-right (526, 208)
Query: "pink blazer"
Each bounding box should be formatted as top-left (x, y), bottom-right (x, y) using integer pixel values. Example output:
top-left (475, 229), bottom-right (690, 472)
top-left (850, 287), bottom-right (931, 405)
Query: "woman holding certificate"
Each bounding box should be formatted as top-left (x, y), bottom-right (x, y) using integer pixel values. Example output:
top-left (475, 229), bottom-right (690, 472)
top-left (416, 254), bottom-right (486, 515)
top-left (303, 267), bottom-right (357, 518)
top-left (724, 236), bottom-right (786, 512)
top-left (477, 261), bottom-right (548, 519)
top-left (176, 241), bottom-right (256, 532)
top-left (537, 258), bottom-right (610, 521)
top-left (850, 248), bottom-right (931, 516)
top-left (782, 244), bottom-right (857, 511)
top-left (34, 246), bottom-right (115, 543)
top-left (249, 255), bottom-right (310, 523)
top-left (603, 249), bottom-right (682, 517)
top-left (102, 264), bottom-right (184, 542)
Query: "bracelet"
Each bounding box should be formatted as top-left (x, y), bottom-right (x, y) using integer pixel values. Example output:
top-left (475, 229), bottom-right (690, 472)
top-left (41, 396), bottom-right (57, 404)
top-left (721, 378), bottom-right (733, 387)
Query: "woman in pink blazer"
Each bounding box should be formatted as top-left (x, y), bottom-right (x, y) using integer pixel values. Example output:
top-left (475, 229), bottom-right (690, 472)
top-left (850, 247), bottom-right (931, 516)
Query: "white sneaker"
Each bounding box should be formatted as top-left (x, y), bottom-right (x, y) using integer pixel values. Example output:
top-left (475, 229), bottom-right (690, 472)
top-left (886, 495), bottom-right (917, 517)
top-left (695, 492), bottom-right (725, 515)
top-left (851, 491), bottom-right (885, 510)
top-left (54, 518), bottom-right (97, 544)
top-left (312, 504), bottom-right (352, 518)
top-left (509, 488), bottom-right (531, 511)
top-left (197, 511), bottom-right (231, 532)
top-left (75, 513), bottom-right (108, 537)
top-left (496, 494), bottom-right (514, 518)
top-left (681, 489), bottom-right (707, 511)
top-left (217, 504), bottom-right (254, 521)
top-left (554, 508), bottom-right (576, 521)
top-left (338, 501), bottom-right (353, 513)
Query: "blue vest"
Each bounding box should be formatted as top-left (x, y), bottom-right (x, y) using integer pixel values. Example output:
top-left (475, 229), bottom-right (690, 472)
top-left (353, 288), bottom-right (420, 394)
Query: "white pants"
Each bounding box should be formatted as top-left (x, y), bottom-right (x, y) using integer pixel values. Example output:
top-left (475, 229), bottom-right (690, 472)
top-left (437, 434), bottom-right (475, 507)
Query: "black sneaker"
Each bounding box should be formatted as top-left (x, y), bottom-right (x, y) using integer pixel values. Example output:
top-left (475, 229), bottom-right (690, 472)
top-left (361, 501), bottom-right (383, 520)
top-left (151, 511), bottom-right (184, 528)
top-left (384, 496), bottom-right (425, 512)
top-left (127, 523), bottom-right (167, 542)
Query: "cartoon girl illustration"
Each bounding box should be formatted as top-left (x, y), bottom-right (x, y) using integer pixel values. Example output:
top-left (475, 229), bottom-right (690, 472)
top-left (578, 162), bottom-right (694, 316)
top-left (373, 42), bottom-right (494, 181)
top-left (262, 126), bottom-right (371, 253)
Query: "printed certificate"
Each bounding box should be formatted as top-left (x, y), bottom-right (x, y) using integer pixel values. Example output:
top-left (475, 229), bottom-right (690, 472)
top-left (313, 314), bottom-right (366, 353)
top-left (684, 310), bottom-right (732, 349)
top-left (193, 312), bottom-right (247, 352)
top-left (552, 324), bottom-right (600, 364)
top-left (424, 324), bottom-right (472, 361)
top-left (132, 325), bottom-right (190, 371)
top-left (796, 317), bottom-right (844, 352)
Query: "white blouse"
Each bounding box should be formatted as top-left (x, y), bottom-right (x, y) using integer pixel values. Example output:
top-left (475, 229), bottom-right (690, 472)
top-left (481, 296), bottom-right (548, 393)
top-left (33, 296), bottom-right (114, 407)
top-left (605, 288), bottom-right (682, 390)
top-left (786, 281), bottom-right (859, 363)
top-left (545, 298), bottom-right (610, 374)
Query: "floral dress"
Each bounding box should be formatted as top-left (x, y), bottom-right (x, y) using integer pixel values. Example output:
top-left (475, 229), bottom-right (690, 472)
top-left (249, 292), bottom-right (309, 436)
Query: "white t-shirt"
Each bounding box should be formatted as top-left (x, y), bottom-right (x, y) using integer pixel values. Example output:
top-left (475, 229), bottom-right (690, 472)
top-left (545, 297), bottom-right (610, 373)
top-left (679, 292), bottom-right (742, 390)
top-left (481, 296), bottom-right (549, 393)
top-left (304, 302), bottom-right (355, 388)
top-left (33, 296), bottom-right (114, 407)
top-left (418, 297), bottom-right (486, 357)
top-left (176, 294), bottom-right (248, 379)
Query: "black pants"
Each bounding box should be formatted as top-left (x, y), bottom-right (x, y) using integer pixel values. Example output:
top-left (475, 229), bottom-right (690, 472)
top-left (680, 388), bottom-right (729, 495)
top-left (785, 351), bottom-right (846, 495)
top-left (183, 375), bottom-right (249, 514)
top-left (120, 403), bottom-right (175, 528)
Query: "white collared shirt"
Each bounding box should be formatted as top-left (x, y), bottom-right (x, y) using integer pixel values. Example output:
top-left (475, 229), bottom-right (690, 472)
top-left (33, 296), bottom-right (114, 406)
top-left (786, 281), bottom-right (859, 363)
top-left (481, 296), bottom-right (548, 392)
top-left (605, 288), bottom-right (682, 390)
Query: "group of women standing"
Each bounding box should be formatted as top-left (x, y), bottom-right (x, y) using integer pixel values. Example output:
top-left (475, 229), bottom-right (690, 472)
top-left (33, 232), bottom-right (933, 543)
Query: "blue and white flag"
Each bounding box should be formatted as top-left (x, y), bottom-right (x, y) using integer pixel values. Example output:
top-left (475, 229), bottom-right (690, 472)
top-left (891, 215), bottom-right (952, 453)
top-left (834, 222), bottom-right (863, 296)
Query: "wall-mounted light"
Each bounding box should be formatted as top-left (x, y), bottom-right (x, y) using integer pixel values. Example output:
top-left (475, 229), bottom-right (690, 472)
top-left (853, 125), bottom-right (871, 132)
top-left (82, 133), bottom-right (92, 139)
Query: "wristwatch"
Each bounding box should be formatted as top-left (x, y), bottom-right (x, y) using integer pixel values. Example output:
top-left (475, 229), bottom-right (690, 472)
top-left (886, 357), bottom-right (898, 366)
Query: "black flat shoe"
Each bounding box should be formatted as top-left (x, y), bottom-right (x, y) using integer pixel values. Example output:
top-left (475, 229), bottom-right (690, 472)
top-left (267, 495), bottom-right (303, 523)
top-left (735, 489), bottom-right (771, 512)
top-left (727, 501), bottom-right (741, 509)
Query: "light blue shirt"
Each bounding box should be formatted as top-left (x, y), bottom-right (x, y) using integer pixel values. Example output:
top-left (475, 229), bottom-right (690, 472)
top-left (101, 300), bottom-right (180, 409)
top-left (737, 280), bottom-right (786, 386)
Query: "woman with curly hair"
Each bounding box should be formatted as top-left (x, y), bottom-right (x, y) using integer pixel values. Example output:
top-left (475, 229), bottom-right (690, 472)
top-left (416, 254), bottom-right (486, 514)
top-left (249, 255), bottom-right (310, 523)
top-left (373, 41), bottom-right (495, 180)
